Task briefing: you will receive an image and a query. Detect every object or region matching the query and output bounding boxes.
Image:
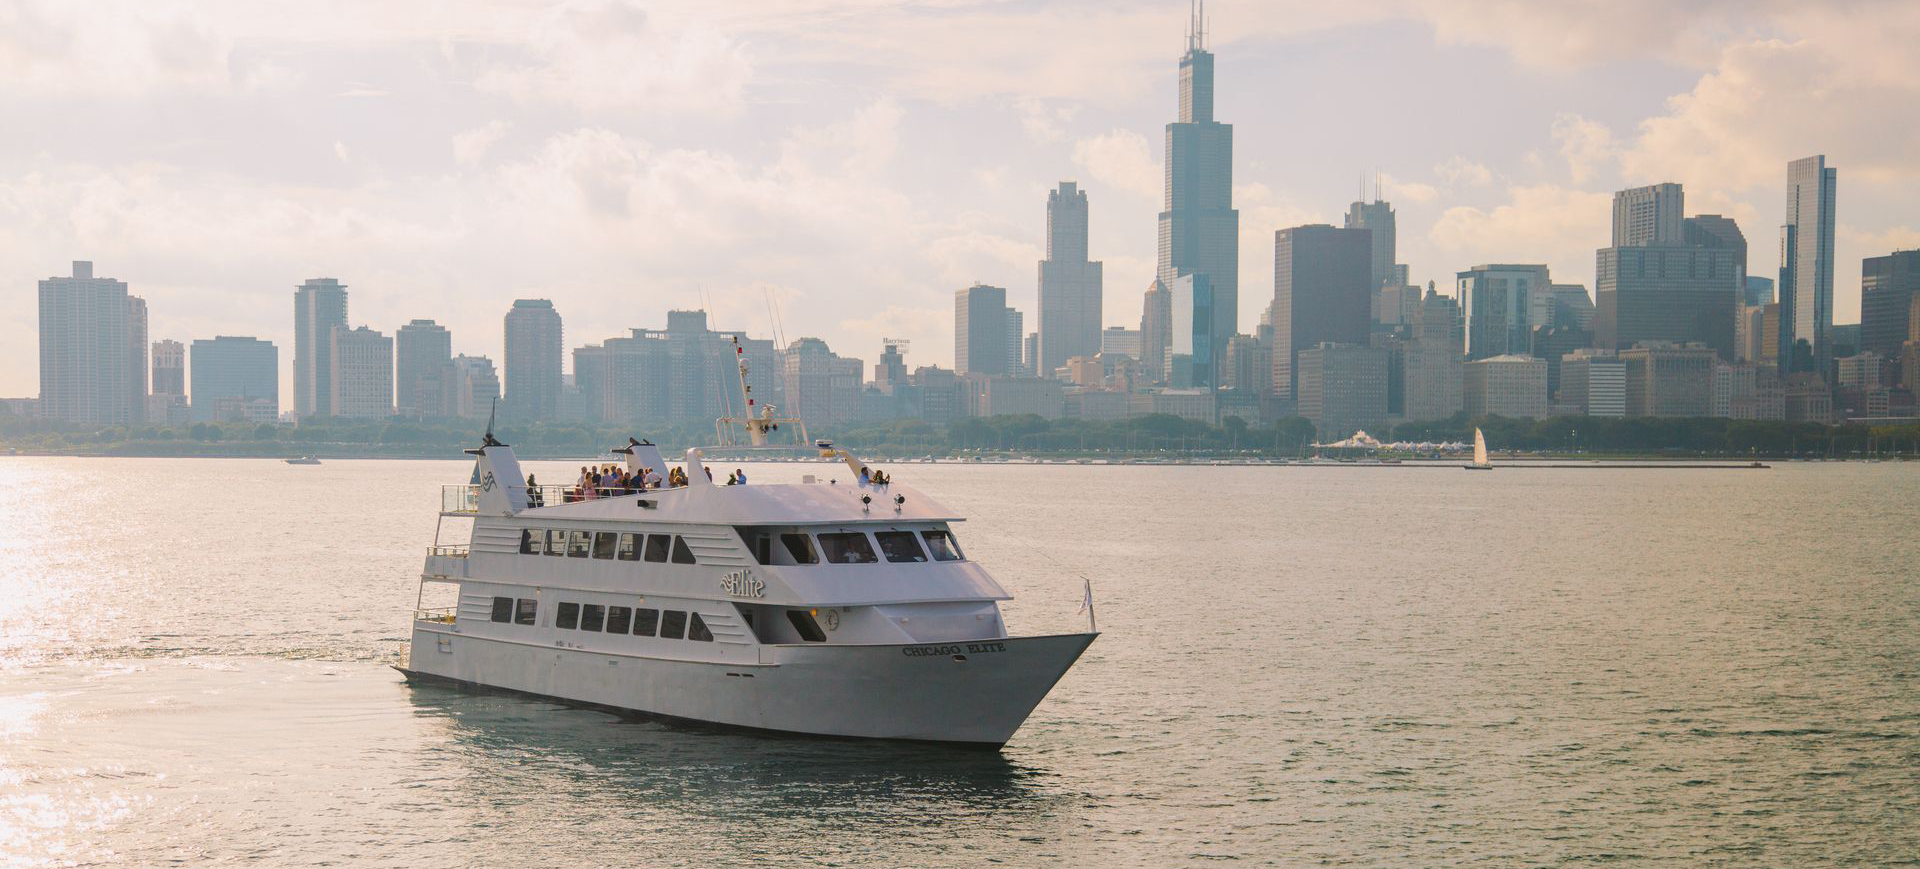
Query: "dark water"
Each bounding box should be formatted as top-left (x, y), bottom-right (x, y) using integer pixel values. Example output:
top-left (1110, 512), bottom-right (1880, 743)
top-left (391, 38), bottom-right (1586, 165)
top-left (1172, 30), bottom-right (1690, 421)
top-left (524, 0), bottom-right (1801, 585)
top-left (1, 458), bottom-right (1915, 866)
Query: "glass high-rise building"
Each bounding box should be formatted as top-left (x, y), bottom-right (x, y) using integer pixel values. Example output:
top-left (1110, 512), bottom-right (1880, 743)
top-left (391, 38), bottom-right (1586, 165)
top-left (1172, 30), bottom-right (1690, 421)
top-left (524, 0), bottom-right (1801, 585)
top-left (1157, 7), bottom-right (1238, 346)
top-left (190, 336), bottom-right (279, 422)
top-left (954, 284), bottom-right (1011, 376)
top-left (1860, 250), bottom-right (1920, 359)
top-left (293, 278), bottom-right (348, 417)
top-left (1037, 182), bottom-right (1103, 377)
top-left (1780, 155), bottom-right (1836, 375)
top-left (1272, 225), bottom-right (1373, 399)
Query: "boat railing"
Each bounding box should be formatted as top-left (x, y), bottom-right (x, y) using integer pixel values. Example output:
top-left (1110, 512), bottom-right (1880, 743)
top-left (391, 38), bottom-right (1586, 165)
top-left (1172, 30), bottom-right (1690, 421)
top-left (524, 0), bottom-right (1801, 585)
top-left (414, 606), bottom-right (457, 624)
top-left (441, 484), bottom-right (479, 513)
top-left (427, 544), bottom-right (470, 557)
top-left (513, 483), bottom-right (686, 507)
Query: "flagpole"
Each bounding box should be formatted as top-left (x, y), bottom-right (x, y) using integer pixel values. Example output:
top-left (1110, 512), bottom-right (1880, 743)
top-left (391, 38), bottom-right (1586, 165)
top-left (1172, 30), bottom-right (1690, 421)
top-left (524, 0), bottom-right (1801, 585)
top-left (1082, 577), bottom-right (1096, 633)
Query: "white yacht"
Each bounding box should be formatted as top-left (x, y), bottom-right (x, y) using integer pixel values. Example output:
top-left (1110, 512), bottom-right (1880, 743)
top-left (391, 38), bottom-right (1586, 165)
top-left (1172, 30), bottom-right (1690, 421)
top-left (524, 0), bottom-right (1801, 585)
top-left (400, 358), bottom-right (1097, 748)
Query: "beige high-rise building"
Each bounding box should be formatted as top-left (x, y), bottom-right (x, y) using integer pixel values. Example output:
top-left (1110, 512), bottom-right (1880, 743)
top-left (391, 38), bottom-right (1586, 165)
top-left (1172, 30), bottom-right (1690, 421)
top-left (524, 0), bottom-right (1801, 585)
top-left (38, 261), bottom-right (141, 426)
top-left (1139, 279), bottom-right (1172, 383)
top-left (1620, 342), bottom-right (1715, 417)
top-left (1036, 182), bottom-right (1104, 377)
top-left (1463, 354), bottom-right (1547, 419)
top-left (329, 325), bottom-right (393, 418)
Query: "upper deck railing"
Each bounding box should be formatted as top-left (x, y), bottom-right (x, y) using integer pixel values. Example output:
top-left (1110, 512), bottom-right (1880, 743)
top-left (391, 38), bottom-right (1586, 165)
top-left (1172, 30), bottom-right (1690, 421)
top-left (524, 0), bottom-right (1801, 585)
top-left (441, 484), bottom-right (479, 513)
top-left (443, 482), bottom-right (697, 513)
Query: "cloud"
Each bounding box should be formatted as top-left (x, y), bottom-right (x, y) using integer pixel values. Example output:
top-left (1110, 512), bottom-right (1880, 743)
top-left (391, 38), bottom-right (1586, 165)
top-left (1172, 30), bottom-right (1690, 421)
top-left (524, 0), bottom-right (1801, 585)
top-left (1428, 184), bottom-right (1613, 287)
top-left (1380, 173), bottom-right (1439, 205)
top-left (1434, 157), bottom-right (1494, 187)
top-left (452, 121), bottom-right (512, 168)
top-left (1551, 113), bottom-right (1618, 185)
top-left (1071, 130), bottom-right (1159, 200)
top-left (471, 0), bottom-right (753, 112)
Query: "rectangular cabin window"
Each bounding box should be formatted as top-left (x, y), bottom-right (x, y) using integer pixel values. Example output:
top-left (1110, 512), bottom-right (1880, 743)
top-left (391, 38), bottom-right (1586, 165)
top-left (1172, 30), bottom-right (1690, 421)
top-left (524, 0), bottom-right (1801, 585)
top-left (592, 531), bottom-right (618, 560)
top-left (780, 533), bottom-right (818, 565)
top-left (490, 596), bottom-right (514, 623)
top-left (817, 532), bottom-right (878, 564)
top-left (567, 531), bottom-right (591, 558)
top-left (688, 612), bottom-right (714, 642)
top-left (617, 533), bottom-right (640, 561)
top-left (736, 528), bottom-right (774, 565)
top-left (643, 535), bottom-right (671, 563)
top-left (519, 530), bottom-right (541, 555)
top-left (671, 537), bottom-right (697, 565)
top-left (546, 529), bottom-right (566, 556)
top-left (922, 529), bottom-right (964, 562)
top-left (556, 601), bottom-right (580, 630)
top-left (515, 598), bottom-right (538, 625)
top-left (786, 609), bottom-right (827, 642)
top-left (660, 610), bottom-right (687, 640)
top-left (580, 604), bottom-right (606, 632)
top-left (632, 608), bottom-right (660, 637)
top-left (606, 605), bottom-right (632, 634)
top-left (875, 531), bottom-right (927, 563)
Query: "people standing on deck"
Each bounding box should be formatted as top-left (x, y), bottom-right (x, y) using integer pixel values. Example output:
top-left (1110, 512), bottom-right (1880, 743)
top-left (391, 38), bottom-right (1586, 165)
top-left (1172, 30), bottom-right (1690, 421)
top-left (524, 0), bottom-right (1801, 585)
top-left (704, 466), bottom-right (713, 483)
top-left (859, 466), bottom-right (871, 486)
top-left (735, 468), bottom-right (747, 485)
top-left (726, 471), bottom-right (738, 486)
top-left (644, 466), bottom-right (663, 489)
top-left (526, 474), bottom-right (543, 507)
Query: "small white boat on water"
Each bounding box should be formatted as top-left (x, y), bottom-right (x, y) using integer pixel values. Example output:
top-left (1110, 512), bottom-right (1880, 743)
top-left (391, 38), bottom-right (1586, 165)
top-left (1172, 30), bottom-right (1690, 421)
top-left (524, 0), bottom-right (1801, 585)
top-left (1464, 428), bottom-right (1493, 470)
top-left (399, 340), bottom-right (1097, 748)
top-left (285, 456), bottom-right (321, 465)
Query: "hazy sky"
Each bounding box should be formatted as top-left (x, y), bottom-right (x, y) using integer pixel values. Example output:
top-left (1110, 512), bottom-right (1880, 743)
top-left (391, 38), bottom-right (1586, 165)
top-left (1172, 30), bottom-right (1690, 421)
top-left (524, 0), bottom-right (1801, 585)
top-left (5, 0), bottom-right (1918, 400)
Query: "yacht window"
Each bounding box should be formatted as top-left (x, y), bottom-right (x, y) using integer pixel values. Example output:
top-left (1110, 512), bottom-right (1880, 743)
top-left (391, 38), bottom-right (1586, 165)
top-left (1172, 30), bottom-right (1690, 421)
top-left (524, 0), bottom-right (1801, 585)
top-left (617, 533), bottom-right (640, 561)
top-left (660, 610), bottom-right (687, 640)
top-left (515, 598), bottom-right (538, 625)
top-left (556, 601), bottom-right (580, 630)
top-left (688, 613), bottom-right (714, 642)
top-left (580, 604), bottom-right (606, 632)
top-left (632, 608), bottom-right (660, 637)
top-left (922, 529), bottom-right (965, 562)
top-left (780, 533), bottom-right (818, 565)
top-left (567, 531), bottom-right (591, 558)
top-left (875, 531), bottom-right (927, 563)
top-left (671, 537), bottom-right (697, 565)
top-left (817, 532), bottom-right (878, 564)
top-left (606, 605), bottom-right (632, 634)
top-left (643, 534), bottom-right (670, 563)
top-left (519, 530), bottom-right (541, 555)
top-left (592, 532), bottom-right (618, 559)
top-left (490, 596), bottom-right (514, 623)
top-left (786, 609), bottom-right (827, 642)
top-left (736, 528), bottom-right (774, 566)
top-left (546, 529), bottom-right (566, 556)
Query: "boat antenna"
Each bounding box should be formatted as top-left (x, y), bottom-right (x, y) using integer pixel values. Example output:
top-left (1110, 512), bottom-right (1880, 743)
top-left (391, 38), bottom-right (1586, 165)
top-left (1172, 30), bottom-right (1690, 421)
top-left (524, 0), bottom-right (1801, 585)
top-left (482, 398), bottom-right (503, 447)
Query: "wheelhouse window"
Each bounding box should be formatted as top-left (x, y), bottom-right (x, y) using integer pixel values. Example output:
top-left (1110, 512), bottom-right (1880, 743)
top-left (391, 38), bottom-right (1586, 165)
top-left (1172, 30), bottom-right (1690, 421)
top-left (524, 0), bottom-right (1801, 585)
top-left (556, 601), bottom-right (580, 630)
top-left (670, 537), bottom-right (697, 565)
top-left (818, 532), bottom-right (878, 564)
top-left (643, 535), bottom-right (670, 563)
top-left (519, 530), bottom-right (542, 555)
top-left (490, 596), bottom-right (514, 623)
top-left (617, 533), bottom-right (640, 561)
top-left (688, 613), bottom-right (714, 642)
top-left (922, 529), bottom-right (964, 562)
top-left (875, 531), bottom-right (927, 563)
top-left (786, 609), bottom-right (826, 642)
top-left (606, 605), bottom-right (632, 634)
top-left (632, 608), bottom-right (660, 637)
top-left (567, 531), bottom-right (591, 558)
top-left (515, 598), bottom-right (537, 625)
top-left (780, 533), bottom-right (818, 565)
top-left (592, 531), bottom-right (618, 560)
top-left (659, 610), bottom-right (687, 640)
top-left (546, 529), bottom-right (566, 556)
top-left (580, 604), bottom-right (606, 632)
top-left (736, 528), bottom-right (774, 565)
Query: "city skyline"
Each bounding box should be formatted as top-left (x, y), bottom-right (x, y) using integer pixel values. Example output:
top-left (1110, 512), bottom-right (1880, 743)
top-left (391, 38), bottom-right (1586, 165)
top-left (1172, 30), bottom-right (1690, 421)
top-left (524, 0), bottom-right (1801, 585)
top-left (3, 2), bottom-right (1919, 402)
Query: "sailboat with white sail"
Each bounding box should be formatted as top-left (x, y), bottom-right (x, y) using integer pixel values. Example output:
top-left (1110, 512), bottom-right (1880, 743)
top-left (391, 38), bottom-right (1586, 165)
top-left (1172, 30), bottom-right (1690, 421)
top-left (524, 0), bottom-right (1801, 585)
top-left (1465, 427), bottom-right (1493, 470)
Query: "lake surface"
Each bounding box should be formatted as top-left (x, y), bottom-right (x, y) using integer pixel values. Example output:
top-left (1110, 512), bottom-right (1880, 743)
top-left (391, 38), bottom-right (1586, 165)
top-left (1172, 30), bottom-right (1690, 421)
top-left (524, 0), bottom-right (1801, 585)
top-left (1, 458), bottom-right (1915, 866)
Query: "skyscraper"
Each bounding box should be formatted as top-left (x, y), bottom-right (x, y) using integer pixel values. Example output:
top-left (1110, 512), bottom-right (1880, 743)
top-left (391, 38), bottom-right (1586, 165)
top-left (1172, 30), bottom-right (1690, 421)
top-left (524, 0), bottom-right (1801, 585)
top-left (1611, 183), bottom-right (1685, 247)
top-left (293, 278), bottom-right (348, 417)
top-left (504, 299), bottom-right (563, 420)
top-left (954, 284), bottom-right (1011, 376)
top-left (1860, 250), bottom-right (1920, 358)
top-left (152, 340), bottom-right (185, 397)
top-left (189, 336), bottom-right (279, 422)
top-left (396, 319), bottom-right (453, 415)
top-left (1457, 264), bottom-right (1548, 360)
top-left (1168, 273), bottom-right (1216, 388)
top-left (1270, 225), bottom-right (1373, 400)
top-left (1344, 198), bottom-right (1403, 291)
top-left (1596, 201), bottom-right (1742, 361)
top-left (38, 261), bottom-right (139, 426)
top-left (451, 355), bottom-right (501, 419)
top-left (329, 325), bottom-right (393, 418)
top-left (1037, 182), bottom-right (1104, 377)
top-left (1157, 6), bottom-right (1238, 344)
top-left (1139, 280), bottom-right (1172, 381)
top-left (1780, 155), bottom-right (1836, 374)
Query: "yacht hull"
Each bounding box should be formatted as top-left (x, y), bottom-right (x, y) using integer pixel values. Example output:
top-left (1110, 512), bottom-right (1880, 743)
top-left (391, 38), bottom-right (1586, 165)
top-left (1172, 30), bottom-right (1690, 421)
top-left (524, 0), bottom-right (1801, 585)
top-left (401, 627), bottom-right (1096, 748)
